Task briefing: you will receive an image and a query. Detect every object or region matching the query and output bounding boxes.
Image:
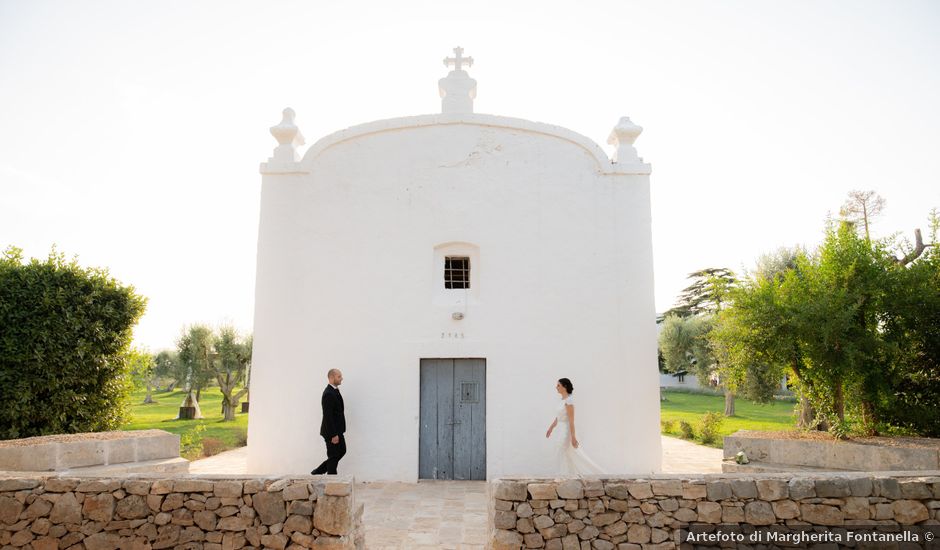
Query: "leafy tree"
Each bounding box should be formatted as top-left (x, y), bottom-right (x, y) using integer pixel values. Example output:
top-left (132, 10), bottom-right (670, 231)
top-left (127, 347), bottom-right (157, 404)
top-left (0, 246), bottom-right (146, 439)
top-left (839, 190), bottom-right (885, 241)
top-left (176, 324), bottom-right (215, 402)
top-left (714, 203), bottom-right (939, 437)
top-left (662, 267), bottom-right (737, 414)
top-left (212, 326), bottom-right (251, 421)
top-left (153, 349), bottom-right (182, 391)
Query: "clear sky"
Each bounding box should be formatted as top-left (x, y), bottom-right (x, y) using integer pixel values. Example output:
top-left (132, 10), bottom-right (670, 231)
top-left (2, 1), bottom-right (939, 351)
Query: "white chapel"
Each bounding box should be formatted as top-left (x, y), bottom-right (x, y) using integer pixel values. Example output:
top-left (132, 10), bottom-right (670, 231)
top-left (246, 48), bottom-right (662, 481)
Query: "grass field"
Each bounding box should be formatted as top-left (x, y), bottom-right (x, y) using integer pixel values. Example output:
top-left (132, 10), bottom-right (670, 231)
top-left (122, 386), bottom-right (248, 459)
top-left (120, 386), bottom-right (797, 456)
top-left (660, 389), bottom-right (798, 447)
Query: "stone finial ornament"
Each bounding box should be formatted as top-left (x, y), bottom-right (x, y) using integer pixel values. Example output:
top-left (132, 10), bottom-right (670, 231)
top-left (439, 46), bottom-right (477, 114)
top-left (607, 116), bottom-right (644, 164)
top-left (269, 107), bottom-right (305, 162)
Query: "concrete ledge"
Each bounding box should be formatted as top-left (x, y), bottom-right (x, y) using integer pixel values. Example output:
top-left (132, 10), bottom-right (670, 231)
top-left (0, 430), bottom-right (180, 471)
top-left (724, 431), bottom-right (940, 471)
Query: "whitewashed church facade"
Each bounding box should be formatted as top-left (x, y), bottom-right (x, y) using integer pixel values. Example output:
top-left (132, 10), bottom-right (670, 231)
top-left (247, 49), bottom-right (662, 481)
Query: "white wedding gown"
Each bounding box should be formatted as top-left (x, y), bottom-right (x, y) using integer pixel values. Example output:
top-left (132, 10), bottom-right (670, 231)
top-left (552, 395), bottom-right (604, 476)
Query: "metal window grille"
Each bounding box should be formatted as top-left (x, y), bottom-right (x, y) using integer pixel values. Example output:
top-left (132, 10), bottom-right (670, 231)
top-left (461, 382), bottom-right (479, 403)
top-left (445, 256), bottom-right (470, 289)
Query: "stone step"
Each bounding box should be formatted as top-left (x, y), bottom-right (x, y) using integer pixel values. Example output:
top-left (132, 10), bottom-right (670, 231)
top-left (721, 459), bottom-right (852, 474)
top-left (54, 457), bottom-right (190, 476)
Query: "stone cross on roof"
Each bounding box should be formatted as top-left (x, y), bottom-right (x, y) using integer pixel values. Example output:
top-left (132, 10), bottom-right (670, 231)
top-left (444, 46), bottom-right (473, 72)
top-left (439, 46), bottom-right (477, 114)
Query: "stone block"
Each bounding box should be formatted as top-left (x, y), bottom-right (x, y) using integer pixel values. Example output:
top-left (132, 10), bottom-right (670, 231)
top-left (213, 481), bottom-right (243, 498)
top-left (0, 444), bottom-right (58, 472)
top-left (323, 482), bottom-right (350, 497)
top-left (492, 529), bottom-right (524, 550)
top-left (720, 504), bottom-right (744, 523)
top-left (495, 482), bottom-right (529, 501)
top-left (842, 496), bottom-right (870, 520)
top-left (312, 495), bottom-right (350, 536)
top-left (681, 482), bottom-right (706, 500)
top-left (799, 503), bottom-right (843, 525)
top-left (283, 482), bottom-right (310, 501)
top-left (814, 479), bottom-right (850, 498)
top-left (523, 532), bottom-right (544, 548)
top-left (723, 433), bottom-right (772, 461)
top-left (650, 480), bottom-right (682, 497)
top-left (59, 440), bottom-right (107, 469)
top-left (755, 479), bottom-right (787, 501)
top-left (174, 480), bottom-right (215, 493)
top-left (848, 477), bottom-right (872, 497)
top-left (106, 438), bottom-right (137, 465)
top-left (788, 478), bottom-right (815, 500)
top-left (729, 480), bottom-right (757, 499)
top-left (495, 510), bottom-right (518, 530)
top-left (557, 480), bottom-right (583, 500)
top-left (696, 501), bottom-right (721, 523)
top-left (534, 515), bottom-right (555, 529)
top-left (899, 481), bottom-right (933, 499)
top-left (50, 492), bottom-right (82, 524)
top-left (0, 495), bottom-right (24, 524)
top-left (893, 500), bottom-right (930, 524)
top-left (626, 524), bottom-right (650, 543)
top-left (136, 432), bottom-right (181, 461)
top-left (873, 477), bottom-right (902, 499)
top-left (705, 481), bottom-right (731, 501)
top-left (529, 484), bottom-right (558, 501)
top-left (744, 501), bottom-right (775, 525)
top-left (252, 491), bottom-right (286, 526)
top-left (625, 482), bottom-right (652, 500)
top-left (592, 513), bottom-right (619, 527)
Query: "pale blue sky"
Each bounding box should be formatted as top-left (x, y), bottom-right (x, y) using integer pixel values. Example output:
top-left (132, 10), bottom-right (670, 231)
top-left (2, 0), bottom-right (939, 350)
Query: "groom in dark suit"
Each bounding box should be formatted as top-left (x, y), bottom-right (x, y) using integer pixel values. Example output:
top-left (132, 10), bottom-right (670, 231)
top-left (311, 368), bottom-right (346, 475)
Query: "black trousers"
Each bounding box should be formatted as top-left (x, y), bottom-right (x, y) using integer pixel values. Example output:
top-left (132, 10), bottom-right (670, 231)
top-left (311, 434), bottom-right (346, 475)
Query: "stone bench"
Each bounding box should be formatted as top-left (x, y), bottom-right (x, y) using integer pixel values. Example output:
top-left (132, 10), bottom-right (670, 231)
top-left (723, 430), bottom-right (940, 473)
top-left (0, 474), bottom-right (363, 549)
top-left (0, 430), bottom-right (184, 473)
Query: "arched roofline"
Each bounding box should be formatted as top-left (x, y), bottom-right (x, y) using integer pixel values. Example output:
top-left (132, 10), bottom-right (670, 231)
top-left (297, 113), bottom-right (650, 175)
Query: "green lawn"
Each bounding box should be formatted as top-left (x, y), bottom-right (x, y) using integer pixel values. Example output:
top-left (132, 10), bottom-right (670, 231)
top-left (660, 389), bottom-right (798, 447)
top-left (123, 386), bottom-right (248, 458)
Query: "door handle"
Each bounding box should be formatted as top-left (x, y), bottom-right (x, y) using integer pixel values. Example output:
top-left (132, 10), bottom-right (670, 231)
top-left (446, 421), bottom-right (462, 425)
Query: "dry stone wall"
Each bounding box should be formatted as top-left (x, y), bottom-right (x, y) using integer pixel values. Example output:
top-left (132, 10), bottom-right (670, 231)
top-left (488, 473), bottom-right (940, 549)
top-left (0, 475), bottom-right (363, 550)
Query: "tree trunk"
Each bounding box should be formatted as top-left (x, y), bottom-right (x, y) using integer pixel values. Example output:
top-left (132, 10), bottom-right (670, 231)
top-left (223, 399), bottom-right (236, 421)
top-left (196, 388), bottom-right (201, 402)
top-left (723, 389), bottom-right (735, 416)
top-left (861, 399), bottom-right (878, 436)
top-left (833, 382), bottom-right (845, 422)
top-left (143, 380), bottom-right (154, 404)
top-left (796, 394), bottom-right (828, 430)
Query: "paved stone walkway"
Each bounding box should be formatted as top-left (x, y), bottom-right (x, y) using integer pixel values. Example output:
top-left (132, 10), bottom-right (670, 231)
top-left (189, 435), bottom-right (722, 549)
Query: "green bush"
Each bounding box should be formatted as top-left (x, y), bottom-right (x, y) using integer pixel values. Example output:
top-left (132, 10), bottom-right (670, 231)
top-left (661, 419), bottom-right (676, 433)
top-left (678, 420), bottom-right (695, 440)
top-left (179, 423), bottom-right (206, 460)
top-left (700, 411), bottom-right (724, 445)
top-left (0, 246), bottom-right (146, 439)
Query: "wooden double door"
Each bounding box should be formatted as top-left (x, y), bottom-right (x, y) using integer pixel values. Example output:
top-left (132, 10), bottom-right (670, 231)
top-left (419, 358), bottom-right (486, 480)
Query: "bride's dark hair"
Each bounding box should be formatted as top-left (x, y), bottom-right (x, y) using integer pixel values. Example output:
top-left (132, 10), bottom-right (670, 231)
top-left (558, 378), bottom-right (574, 394)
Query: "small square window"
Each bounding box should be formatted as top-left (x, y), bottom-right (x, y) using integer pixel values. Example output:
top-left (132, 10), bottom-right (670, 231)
top-left (445, 256), bottom-right (470, 289)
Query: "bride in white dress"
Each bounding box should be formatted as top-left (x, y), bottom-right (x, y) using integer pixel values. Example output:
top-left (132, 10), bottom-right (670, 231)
top-left (544, 378), bottom-right (604, 476)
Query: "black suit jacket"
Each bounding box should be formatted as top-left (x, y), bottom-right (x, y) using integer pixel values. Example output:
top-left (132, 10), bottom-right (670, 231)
top-left (319, 385), bottom-right (345, 439)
